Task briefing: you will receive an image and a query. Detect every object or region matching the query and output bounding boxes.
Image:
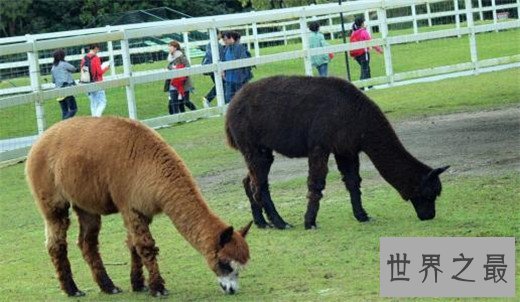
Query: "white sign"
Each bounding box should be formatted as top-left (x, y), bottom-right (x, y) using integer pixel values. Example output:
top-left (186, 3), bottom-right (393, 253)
top-left (380, 237), bottom-right (515, 297)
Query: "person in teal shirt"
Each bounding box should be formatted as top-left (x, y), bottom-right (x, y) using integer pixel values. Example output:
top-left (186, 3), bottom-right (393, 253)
top-left (308, 21), bottom-right (331, 77)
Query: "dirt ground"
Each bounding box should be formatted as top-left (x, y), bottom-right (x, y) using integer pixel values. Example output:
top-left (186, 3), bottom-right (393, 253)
top-left (197, 106), bottom-right (520, 189)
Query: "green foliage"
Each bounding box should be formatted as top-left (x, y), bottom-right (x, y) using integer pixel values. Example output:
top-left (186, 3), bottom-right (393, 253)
top-left (240, 0), bottom-right (330, 10)
top-left (0, 0), bottom-right (244, 37)
top-left (0, 0), bottom-right (31, 36)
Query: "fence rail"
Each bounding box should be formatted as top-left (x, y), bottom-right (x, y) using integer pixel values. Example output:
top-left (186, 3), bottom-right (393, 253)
top-left (0, 0), bottom-right (519, 162)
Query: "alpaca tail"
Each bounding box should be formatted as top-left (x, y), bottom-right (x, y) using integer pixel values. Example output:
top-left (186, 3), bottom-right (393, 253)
top-left (225, 121), bottom-right (238, 150)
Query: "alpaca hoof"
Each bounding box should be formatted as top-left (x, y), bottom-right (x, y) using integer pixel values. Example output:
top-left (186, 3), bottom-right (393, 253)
top-left (133, 285), bottom-right (149, 292)
top-left (152, 289), bottom-right (169, 297)
top-left (101, 285), bottom-right (122, 295)
top-left (68, 290), bottom-right (85, 297)
top-left (355, 213), bottom-right (370, 222)
top-left (304, 222), bottom-right (318, 230)
top-left (255, 221), bottom-right (273, 229)
top-left (109, 287), bottom-right (122, 294)
top-left (274, 222), bottom-right (292, 229)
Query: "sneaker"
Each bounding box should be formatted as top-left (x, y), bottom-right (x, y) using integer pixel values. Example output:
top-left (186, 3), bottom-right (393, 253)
top-left (202, 97), bottom-right (210, 108)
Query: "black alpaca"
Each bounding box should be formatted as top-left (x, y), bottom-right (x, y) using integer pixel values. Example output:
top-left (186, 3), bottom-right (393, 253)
top-left (225, 76), bottom-right (449, 229)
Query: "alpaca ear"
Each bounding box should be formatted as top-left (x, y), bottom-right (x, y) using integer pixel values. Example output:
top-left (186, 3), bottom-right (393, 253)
top-left (219, 226), bottom-right (234, 247)
top-left (239, 221), bottom-right (253, 238)
top-left (427, 166), bottom-right (450, 179)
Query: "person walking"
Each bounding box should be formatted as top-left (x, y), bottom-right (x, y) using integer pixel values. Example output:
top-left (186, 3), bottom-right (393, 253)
top-left (201, 30), bottom-right (224, 108)
top-left (167, 40), bottom-right (197, 114)
top-left (349, 16), bottom-right (383, 89)
top-left (80, 43), bottom-right (110, 117)
top-left (51, 49), bottom-right (77, 119)
top-left (221, 31), bottom-right (253, 104)
top-left (308, 21), bottom-right (332, 77)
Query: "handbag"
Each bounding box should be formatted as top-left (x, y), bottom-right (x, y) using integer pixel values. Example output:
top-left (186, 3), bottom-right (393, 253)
top-left (163, 79), bottom-right (170, 92)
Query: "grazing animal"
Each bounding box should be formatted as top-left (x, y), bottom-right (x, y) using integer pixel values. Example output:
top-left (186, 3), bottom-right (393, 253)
top-left (225, 75), bottom-right (449, 229)
top-left (25, 116), bottom-right (252, 297)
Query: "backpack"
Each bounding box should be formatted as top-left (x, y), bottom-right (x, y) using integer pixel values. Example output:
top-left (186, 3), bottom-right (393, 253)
top-left (80, 55), bottom-right (93, 83)
top-left (349, 30), bottom-right (366, 58)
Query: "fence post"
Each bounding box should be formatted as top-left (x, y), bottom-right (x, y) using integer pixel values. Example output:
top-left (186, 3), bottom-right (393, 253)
top-left (464, 0), bottom-right (479, 74)
top-left (364, 10), bottom-right (372, 36)
top-left (518, 0), bottom-right (520, 23)
top-left (411, 2), bottom-right (419, 37)
top-left (209, 27), bottom-right (225, 108)
top-left (478, 0), bottom-right (484, 21)
top-left (283, 24), bottom-right (288, 45)
top-left (491, 0), bottom-right (498, 32)
top-left (183, 28), bottom-right (191, 64)
top-left (106, 26), bottom-right (116, 77)
top-left (245, 24), bottom-right (251, 51)
top-left (329, 17), bottom-right (335, 39)
top-left (120, 30), bottom-right (138, 119)
top-left (454, 0), bottom-right (461, 38)
top-left (377, 8), bottom-right (394, 85)
top-left (26, 34), bottom-right (45, 135)
top-left (299, 15), bottom-right (313, 76)
top-left (252, 22), bottom-right (260, 57)
top-left (426, 1), bottom-right (433, 27)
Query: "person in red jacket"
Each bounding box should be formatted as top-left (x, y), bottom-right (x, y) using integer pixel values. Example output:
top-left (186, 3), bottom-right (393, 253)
top-left (81, 43), bottom-right (110, 116)
top-left (166, 40), bottom-right (196, 114)
top-left (350, 16), bottom-right (383, 89)
top-left (170, 63), bottom-right (186, 96)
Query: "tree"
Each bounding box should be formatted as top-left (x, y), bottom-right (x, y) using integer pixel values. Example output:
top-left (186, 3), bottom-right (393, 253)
top-left (0, 0), bottom-right (246, 37)
top-left (0, 0), bottom-right (31, 37)
top-left (239, 0), bottom-right (328, 10)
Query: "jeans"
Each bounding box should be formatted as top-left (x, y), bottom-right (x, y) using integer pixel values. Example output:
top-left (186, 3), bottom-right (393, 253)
top-left (355, 53), bottom-right (371, 81)
top-left (59, 96), bottom-right (77, 120)
top-left (224, 81), bottom-right (246, 104)
top-left (204, 74), bottom-right (216, 102)
top-left (316, 63), bottom-right (328, 77)
top-left (168, 91), bottom-right (196, 114)
top-left (88, 90), bottom-right (107, 117)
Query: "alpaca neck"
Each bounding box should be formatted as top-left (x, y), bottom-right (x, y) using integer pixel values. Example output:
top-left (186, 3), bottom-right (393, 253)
top-left (362, 124), bottom-right (430, 199)
top-left (161, 178), bottom-right (227, 258)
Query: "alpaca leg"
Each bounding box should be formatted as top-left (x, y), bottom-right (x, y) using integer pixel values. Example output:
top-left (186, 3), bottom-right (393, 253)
top-left (247, 149), bottom-right (291, 229)
top-left (304, 149), bottom-right (330, 229)
top-left (126, 233), bottom-right (147, 292)
top-left (74, 206), bottom-right (121, 294)
top-left (243, 175), bottom-right (271, 228)
top-left (124, 210), bottom-right (168, 297)
top-left (44, 204), bottom-right (84, 296)
top-left (335, 154), bottom-right (369, 222)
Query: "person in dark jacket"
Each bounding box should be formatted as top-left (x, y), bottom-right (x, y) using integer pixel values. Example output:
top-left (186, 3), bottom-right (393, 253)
top-left (221, 31), bottom-right (253, 104)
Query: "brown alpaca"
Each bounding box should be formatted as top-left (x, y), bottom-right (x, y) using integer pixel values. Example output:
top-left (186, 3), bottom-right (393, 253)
top-left (25, 116), bottom-right (252, 297)
top-left (226, 75), bottom-right (449, 229)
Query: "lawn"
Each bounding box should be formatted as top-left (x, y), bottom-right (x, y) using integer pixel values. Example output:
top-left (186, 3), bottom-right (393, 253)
top-left (0, 71), bottom-right (518, 301)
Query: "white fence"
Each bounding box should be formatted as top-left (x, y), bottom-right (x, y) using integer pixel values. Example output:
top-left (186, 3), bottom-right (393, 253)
top-left (0, 0), bottom-right (519, 162)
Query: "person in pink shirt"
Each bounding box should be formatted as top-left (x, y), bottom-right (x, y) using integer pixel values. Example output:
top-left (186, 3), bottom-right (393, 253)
top-left (349, 16), bottom-right (383, 89)
top-left (80, 44), bottom-right (110, 116)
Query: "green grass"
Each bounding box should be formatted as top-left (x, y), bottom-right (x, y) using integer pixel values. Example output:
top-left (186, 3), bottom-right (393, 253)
top-left (0, 71), bottom-right (519, 300)
top-left (0, 28), bottom-right (518, 139)
top-left (0, 138), bottom-right (518, 302)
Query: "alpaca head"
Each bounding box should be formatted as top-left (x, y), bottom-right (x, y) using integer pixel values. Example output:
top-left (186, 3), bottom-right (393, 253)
top-left (209, 221), bottom-right (253, 295)
top-left (410, 166), bottom-right (449, 220)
